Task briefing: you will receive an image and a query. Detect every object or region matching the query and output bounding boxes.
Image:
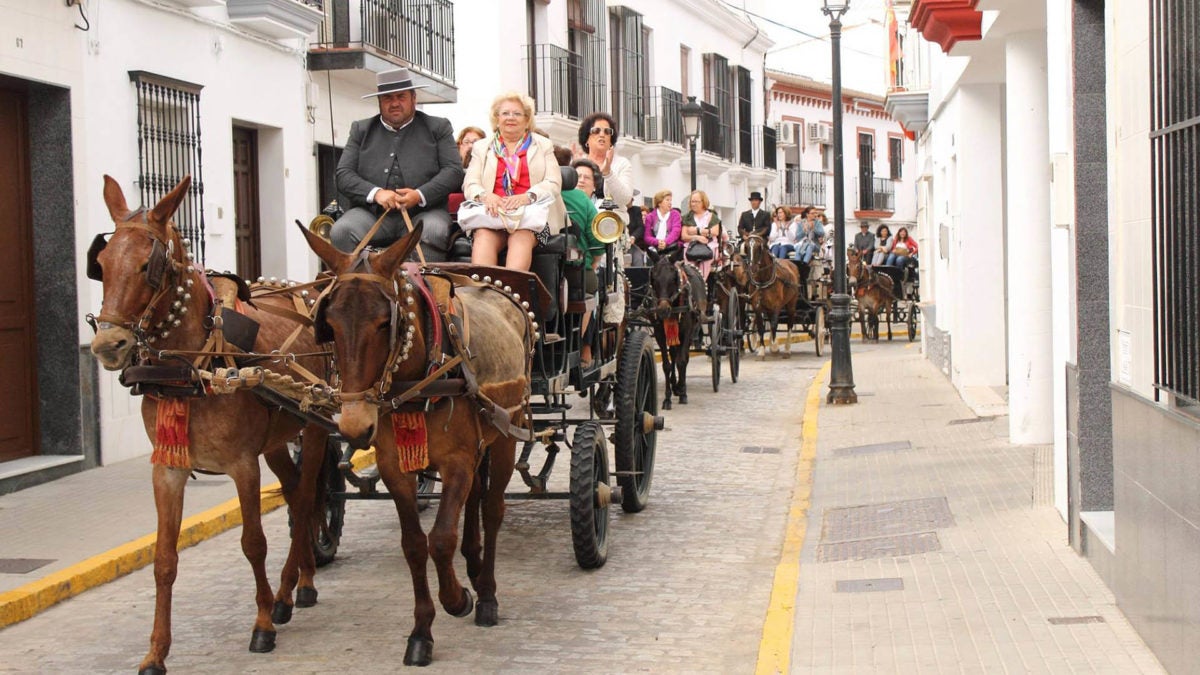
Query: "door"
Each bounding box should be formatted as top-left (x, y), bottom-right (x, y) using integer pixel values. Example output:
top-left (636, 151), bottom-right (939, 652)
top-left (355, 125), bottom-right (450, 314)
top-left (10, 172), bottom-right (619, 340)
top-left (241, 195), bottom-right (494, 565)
top-left (232, 127), bottom-right (261, 280)
top-left (858, 132), bottom-right (875, 210)
top-left (0, 87), bottom-right (39, 462)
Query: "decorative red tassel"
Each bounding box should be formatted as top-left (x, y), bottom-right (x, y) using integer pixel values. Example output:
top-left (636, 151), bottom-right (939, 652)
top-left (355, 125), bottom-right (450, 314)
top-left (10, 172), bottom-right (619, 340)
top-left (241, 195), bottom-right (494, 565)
top-left (664, 318), bottom-right (680, 347)
top-left (392, 411), bottom-right (429, 473)
top-left (151, 397), bottom-right (191, 469)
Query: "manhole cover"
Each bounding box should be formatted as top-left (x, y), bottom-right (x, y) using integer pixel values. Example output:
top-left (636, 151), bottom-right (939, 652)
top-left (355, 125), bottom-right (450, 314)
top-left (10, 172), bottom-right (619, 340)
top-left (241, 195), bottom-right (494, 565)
top-left (1048, 616), bottom-right (1105, 625)
top-left (821, 497), bottom-right (955, 542)
top-left (836, 577), bottom-right (904, 592)
top-left (833, 441), bottom-right (912, 457)
top-left (818, 532), bottom-right (941, 562)
top-left (0, 558), bottom-right (56, 575)
top-left (740, 446), bottom-right (781, 454)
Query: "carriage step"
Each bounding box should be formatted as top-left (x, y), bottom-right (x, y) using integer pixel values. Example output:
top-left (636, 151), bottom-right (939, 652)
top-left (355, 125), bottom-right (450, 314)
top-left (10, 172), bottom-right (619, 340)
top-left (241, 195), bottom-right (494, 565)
top-left (541, 333), bottom-right (565, 344)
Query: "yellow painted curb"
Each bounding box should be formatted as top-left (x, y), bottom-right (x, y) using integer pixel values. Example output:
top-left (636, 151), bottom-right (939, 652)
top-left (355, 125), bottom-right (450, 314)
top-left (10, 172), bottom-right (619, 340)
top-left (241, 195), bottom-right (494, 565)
top-left (755, 361), bottom-right (830, 675)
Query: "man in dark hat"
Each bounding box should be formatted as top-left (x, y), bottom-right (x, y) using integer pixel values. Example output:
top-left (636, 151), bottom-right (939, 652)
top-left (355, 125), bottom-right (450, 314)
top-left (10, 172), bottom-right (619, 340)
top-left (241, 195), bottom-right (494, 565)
top-left (853, 221), bottom-right (876, 262)
top-left (331, 67), bottom-right (464, 260)
top-left (737, 191), bottom-right (771, 240)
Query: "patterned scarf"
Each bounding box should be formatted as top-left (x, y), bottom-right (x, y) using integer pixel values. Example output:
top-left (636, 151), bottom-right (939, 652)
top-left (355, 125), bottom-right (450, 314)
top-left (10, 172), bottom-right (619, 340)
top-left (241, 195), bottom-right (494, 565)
top-left (492, 133), bottom-right (533, 196)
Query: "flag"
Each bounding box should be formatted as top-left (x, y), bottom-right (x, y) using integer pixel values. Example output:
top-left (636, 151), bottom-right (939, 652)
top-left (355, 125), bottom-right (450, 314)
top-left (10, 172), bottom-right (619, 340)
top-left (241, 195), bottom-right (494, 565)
top-left (886, 0), bottom-right (904, 90)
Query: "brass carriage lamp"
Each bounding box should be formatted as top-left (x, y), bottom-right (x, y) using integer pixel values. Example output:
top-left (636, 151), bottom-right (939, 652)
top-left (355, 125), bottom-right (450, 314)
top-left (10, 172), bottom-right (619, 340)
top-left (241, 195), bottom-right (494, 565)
top-left (681, 95), bottom-right (703, 192)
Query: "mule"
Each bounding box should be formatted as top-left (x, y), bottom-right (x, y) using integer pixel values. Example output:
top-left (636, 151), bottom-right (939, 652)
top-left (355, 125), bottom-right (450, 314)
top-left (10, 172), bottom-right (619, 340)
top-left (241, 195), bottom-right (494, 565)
top-left (847, 247), bottom-right (895, 341)
top-left (88, 176), bottom-right (330, 675)
top-left (299, 223), bottom-right (533, 667)
top-left (646, 248), bottom-right (706, 409)
top-left (740, 234), bottom-right (800, 359)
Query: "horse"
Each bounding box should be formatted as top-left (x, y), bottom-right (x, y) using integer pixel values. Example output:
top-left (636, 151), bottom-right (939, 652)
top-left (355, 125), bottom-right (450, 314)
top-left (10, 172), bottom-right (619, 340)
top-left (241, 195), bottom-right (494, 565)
top-left (299, 222), bottom-right (534, 667)
top-left (646, 247), bottom-right (706, 409)
top-left (847, 247), bottom-right (895, 341)
top-left (740, 234), bottom-right (800, 359)
top-left (88, 176), bottom-right (331, 675)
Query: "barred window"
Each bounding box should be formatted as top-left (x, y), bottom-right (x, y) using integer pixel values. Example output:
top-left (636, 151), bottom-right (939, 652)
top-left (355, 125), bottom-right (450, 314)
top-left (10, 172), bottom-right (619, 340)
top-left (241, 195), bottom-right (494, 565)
top-left (1150, 0), bottom-right (1200, 405)
top-left (129, 71), bottom-right (206, 263)
top-left (736, 66), bottom-right (752, 166)
top-left (890, 136), bottom-right (904, 180)
top-left (702, 52), bottom-right (733, 160)
top-left (609, 7), bottom-right (647, 140)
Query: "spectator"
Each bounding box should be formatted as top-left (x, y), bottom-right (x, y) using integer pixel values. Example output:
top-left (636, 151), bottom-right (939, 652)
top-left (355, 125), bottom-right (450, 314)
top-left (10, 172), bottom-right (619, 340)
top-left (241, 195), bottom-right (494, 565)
top-left (331, 67), bottom-right (464, 261)
top-left (767, 206), bottom-right (797, 259)
top-left (643, 189), bottom-right (683, 251)
top-left (885, 227), bottom-right (918, 267)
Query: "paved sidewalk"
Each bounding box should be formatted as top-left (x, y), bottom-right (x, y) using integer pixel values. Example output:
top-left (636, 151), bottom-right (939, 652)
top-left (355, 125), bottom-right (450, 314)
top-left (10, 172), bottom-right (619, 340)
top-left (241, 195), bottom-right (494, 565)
top-left (786, 342), bottom-right (1164, 673)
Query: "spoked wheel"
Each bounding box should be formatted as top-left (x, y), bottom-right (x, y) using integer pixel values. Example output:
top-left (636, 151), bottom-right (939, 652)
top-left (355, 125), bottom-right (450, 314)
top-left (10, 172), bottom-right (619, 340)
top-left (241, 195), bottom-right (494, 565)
top-left (709, 305), bottom-right (722, 393)
top-left (288, 437), bottom-right (346, 567)
top-left (569, 421), bottom-right (610, 569)
top-left (907, 302), bottom-right (919, 341)
top-left (814, 305), bottom-right (825, 357)
top-left (724, 292), bottom-right (741, 383)
top-left (614, 330), bottom-right (659, 513)
top-left (416, 470), bottom-right (436, 512)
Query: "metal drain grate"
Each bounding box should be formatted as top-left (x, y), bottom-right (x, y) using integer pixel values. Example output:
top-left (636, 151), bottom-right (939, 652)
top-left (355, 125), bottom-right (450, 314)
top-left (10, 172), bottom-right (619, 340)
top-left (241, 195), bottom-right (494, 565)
top-left (821, 497), bottom-right (955, 542)
top-left (740, 446), bottom-right (781, 454)
top-left (0, 558), bottom-right (56, 575)
top-left (836, 577), bottom-right (904, 593)
top-left (818, 532), bottom-right (940, 562)
top-left (1048, 616), bottom-right (1105, 625)
top-left (947, 416), bottom-right (997, 425)
top-left (833, 441), bottom-right (912, 457)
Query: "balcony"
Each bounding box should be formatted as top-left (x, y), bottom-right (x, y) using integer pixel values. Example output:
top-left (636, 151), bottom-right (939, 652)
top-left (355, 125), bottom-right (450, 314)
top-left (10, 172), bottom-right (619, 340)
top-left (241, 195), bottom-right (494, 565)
top-left (525, 43), bottom-right (607, 142)
top-left (700, 101), bottom-right (734, 162)
top-left (885, 89), bottom-right (930, 134)
top-left (309, 0), bottom-right (456, 103)
top-left (855, 176), bottom-right (895, 216)
top-left (227, 0), bottom-right (324, 40)
top-left (785, 168), bottom-right (826, 208)
top-left (639, 86), bottom-right (686, 167)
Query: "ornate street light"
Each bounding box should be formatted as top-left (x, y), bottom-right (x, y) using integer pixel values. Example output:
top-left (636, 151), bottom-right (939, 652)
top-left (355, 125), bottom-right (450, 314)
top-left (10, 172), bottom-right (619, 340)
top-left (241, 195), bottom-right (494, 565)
top-left (823, 0), bottom-right (857, 404)
top-left (681, 95), bottom-right (702, 192)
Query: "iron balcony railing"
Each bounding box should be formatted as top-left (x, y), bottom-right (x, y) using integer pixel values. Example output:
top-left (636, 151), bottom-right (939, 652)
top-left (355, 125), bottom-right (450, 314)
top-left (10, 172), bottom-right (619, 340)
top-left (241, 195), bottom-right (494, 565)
top-left (315, 0), bottom-right (455, 84)
top-left (643, 86), bottom-right (684, 145)
top-left (858, 176), bottom-right (895, 211)
top-left (785, 168), bottom-right (826, 208)
top-left (525, 43), bottom-right (605, 119)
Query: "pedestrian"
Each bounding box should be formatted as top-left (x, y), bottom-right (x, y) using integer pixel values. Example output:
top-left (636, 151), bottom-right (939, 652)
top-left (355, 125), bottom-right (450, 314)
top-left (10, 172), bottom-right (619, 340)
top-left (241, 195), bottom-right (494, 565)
top-left (737, 191), bottom-right (771, 240)
top-left (330, 67), bottom-right (464, 261)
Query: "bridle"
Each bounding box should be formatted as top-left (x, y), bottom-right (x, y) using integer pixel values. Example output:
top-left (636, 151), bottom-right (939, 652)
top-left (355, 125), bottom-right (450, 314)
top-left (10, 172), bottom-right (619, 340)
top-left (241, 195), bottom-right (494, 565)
top-left (652, 260), bottom-right (694, 317)
top-left (744, 235), bottom-right (779, 289)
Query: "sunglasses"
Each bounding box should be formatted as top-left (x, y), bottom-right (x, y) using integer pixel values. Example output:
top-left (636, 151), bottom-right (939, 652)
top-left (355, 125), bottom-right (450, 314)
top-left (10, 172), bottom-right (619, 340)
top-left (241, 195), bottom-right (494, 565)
top-left (589, 127), bottom-right (615, 137)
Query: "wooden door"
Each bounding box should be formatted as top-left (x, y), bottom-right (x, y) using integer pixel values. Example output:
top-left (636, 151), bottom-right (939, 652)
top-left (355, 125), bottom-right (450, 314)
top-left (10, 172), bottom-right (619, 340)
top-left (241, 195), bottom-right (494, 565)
top-left (0, 87), bottom-right (38, 462)
top-left (232, 127), bottom-right (261, 280)
top-left (858, 133), bottom-right (875, 210)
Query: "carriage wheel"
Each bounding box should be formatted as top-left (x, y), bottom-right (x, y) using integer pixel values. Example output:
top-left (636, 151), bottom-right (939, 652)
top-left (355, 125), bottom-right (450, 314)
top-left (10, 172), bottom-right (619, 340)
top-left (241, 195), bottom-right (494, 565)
top-left (724, 292), bottom-right (741, 383)
top-left (569, 422), bottom-right (610, 569)
top-left (709, 305), bottom-right (722, 393)
top-left (416, 470), bottom-right (436, 513)
top-left (614, 330), bottom-right (658, 513)
top-left (288, 438), bottom-right (345, 568)
top-left (907, 301), bottom-right (918, 341)
top-left (814, 305), bottom-right (825, 357)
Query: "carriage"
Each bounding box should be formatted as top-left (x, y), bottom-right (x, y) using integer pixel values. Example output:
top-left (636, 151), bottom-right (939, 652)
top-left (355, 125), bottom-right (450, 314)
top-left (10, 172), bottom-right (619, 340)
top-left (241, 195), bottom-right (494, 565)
top-left (846, 249), bottom-right (921, 342)
top-left (872, 261), bottom-right (921, 341)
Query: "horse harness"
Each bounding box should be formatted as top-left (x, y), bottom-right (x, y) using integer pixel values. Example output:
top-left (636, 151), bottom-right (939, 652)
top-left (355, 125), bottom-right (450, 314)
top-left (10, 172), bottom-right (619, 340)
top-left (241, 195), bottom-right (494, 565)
top-left (311, 256), bottom-right (536, 442)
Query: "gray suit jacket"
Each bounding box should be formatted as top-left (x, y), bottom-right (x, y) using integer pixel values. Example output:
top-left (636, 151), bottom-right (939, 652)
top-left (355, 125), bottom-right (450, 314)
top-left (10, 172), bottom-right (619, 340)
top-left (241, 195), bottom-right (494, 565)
top-left (335, 111), bottom-right (464, 214)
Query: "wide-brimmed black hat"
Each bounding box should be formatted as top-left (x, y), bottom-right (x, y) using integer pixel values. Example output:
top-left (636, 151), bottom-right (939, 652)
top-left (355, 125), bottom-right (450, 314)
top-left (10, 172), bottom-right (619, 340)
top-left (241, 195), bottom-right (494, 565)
top-left (749, 191), bottom-right (763, 201)
top-left (362, 68), bottom-right (429, 99)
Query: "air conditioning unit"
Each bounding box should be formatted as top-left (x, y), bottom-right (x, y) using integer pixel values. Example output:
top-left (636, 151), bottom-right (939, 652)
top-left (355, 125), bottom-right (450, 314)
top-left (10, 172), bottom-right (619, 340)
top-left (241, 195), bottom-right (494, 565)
top-left (774, 122), bottom-right (797, 146)
top-left (808, 123), bottom-right (833, 145)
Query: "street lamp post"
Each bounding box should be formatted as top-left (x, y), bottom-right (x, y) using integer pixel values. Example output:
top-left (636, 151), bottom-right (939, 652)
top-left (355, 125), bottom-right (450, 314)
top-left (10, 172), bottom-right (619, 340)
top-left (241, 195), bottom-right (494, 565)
top-left (681, 95), bottom-right (702, 192)
top-left (823, 0), bottom-right (857, 404)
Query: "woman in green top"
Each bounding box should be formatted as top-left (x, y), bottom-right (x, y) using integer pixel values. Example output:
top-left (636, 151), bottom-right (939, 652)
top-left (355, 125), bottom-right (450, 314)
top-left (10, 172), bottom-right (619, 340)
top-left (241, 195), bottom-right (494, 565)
top-left (564, 158), bottom-right (607, 367)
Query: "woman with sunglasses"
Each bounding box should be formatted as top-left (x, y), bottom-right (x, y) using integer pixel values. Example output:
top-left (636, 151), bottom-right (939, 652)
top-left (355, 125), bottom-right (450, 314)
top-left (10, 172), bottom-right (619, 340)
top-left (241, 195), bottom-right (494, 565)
top-left (573, 113), bottom-right (634, 211)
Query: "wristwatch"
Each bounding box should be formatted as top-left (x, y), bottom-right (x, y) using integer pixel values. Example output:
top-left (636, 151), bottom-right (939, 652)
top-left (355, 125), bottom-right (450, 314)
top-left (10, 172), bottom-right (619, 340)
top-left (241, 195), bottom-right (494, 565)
top-left (527, 191), bottom-right (538, 203)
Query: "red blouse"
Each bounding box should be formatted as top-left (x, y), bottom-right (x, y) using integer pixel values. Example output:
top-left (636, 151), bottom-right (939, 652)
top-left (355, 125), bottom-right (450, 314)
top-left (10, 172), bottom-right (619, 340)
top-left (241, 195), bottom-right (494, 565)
top-left (493, 149), bottom-right (532, 196)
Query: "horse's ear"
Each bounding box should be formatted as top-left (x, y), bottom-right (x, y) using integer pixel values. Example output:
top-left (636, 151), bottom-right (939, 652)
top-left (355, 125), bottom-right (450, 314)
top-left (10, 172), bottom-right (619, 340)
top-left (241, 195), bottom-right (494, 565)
top-left (149, 176), bottom-right (192, 229)
top-left (646, 247), bottom-right (660, 264)
top-left (375, 222), bottom-right (424, 277)
top-left (102, 175), bottom-right (131, 222)
top-left (296, 222), bottom-right (350, 274)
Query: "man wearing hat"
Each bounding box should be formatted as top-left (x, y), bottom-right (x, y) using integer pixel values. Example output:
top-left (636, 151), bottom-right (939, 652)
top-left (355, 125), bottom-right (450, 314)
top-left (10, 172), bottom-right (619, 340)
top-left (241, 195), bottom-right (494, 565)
top-left (332, 68), bottom-right (464, 260)
top-left (737, 191), bottom-right (771, 240)
top-left (853, 220), bottom-right (876, 262)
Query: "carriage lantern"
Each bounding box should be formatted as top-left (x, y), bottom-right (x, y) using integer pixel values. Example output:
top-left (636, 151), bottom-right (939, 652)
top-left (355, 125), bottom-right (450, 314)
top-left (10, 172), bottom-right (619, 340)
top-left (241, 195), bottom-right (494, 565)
top-left (680, 96), bottom-right (703, 192)
top-left (823, 0), bottom-right (857, 404)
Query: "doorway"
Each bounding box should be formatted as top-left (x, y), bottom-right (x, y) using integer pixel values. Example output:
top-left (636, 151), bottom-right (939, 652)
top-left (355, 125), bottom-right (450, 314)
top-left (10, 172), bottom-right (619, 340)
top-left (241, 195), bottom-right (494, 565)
top-left (232, 126), bottom-right (261, 280)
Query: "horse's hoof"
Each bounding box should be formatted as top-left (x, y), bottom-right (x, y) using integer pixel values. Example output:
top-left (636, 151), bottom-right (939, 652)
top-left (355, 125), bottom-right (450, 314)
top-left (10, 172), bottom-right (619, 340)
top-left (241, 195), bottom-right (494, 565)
top-left (295, 586), bottom-right (318, 608)
top-left (249, 628), bottom-right (276, 653)
top-left (137, 666), bottom-right (166, 675)
top-left (679, 395), bottom-right (688, 405)
top-left (475, 598), bottom-right (499, 627)
top-left (403, 635), bottom-right (434, 666)
top-left (447, 587), bottom-right (474, 618)
top-left (662, 399), bottom-right (672, 410)
top-left (271, 600), bottom-right (293, 625)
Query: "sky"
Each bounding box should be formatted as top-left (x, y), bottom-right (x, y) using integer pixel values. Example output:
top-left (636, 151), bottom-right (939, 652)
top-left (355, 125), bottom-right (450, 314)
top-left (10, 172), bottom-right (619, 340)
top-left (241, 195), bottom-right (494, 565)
top-left (725, 0), bottom-right (895, 95)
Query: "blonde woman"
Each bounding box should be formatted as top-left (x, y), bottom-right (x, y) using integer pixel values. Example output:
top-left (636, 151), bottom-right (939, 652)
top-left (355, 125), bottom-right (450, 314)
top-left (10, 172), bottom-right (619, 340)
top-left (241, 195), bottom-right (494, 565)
top-left (462, 92), bottom-right (563, 271)
top-left (680, 190), bottom-right (724, 279)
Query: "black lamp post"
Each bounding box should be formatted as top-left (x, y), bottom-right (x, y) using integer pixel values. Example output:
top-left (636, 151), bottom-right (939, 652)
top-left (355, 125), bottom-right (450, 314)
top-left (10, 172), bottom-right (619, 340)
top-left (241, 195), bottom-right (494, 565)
top-left (823, 0), bottom-right (857, 404)
top-left (681, 95), bottom-right (702, 192)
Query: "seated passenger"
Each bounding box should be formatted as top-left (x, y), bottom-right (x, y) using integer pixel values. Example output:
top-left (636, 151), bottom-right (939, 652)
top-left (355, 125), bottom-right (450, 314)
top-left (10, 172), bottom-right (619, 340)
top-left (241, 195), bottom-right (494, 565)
top-left (681, 189), bottom-right (725, 281)
top-left (563, 160), bottom-right (607, 368)
top-left (461, 91), bottom-right (563, 271)
top-left (643, 189), bottom-right (683, 252)
top-left (767, 206), bottom-right (797, 259)
top-left (871, 224), bottom-right (893, 266)
top-left (885, 227), bottom-right (918, 267)
top-left (793, 207), bottom-right (824, 264)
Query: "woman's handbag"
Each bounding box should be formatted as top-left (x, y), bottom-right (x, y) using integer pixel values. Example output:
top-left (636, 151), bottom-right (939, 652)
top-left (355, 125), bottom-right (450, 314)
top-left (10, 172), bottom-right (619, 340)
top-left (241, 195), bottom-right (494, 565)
top-left (458, 196), bottom-right (551, 234)
top-left (686, 240), bottom-right (714, 261)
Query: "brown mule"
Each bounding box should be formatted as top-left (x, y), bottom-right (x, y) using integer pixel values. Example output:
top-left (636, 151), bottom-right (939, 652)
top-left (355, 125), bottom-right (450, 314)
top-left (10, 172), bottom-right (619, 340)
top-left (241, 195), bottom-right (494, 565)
top-left (847, 248), bottom-right (895, 341)
top-left (740, 234), bottom-right (800, 358)
top-left (88, 175), bottom-right (332, 675)
top-left (299, 223), bottom-right (533, 667)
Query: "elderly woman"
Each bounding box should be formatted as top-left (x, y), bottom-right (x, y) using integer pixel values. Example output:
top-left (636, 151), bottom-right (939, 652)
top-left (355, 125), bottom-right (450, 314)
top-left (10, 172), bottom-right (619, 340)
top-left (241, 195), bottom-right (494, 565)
top-left (680, 189), bottom-right (724, 280)
top-left (462, 92), bottom-right (563, 271)
top-left (574, 112), bottom-right (634, 209)
top-left (643, 189), bottom-right (682, 251)
top-left (455, 125), bottom-right (486, 169)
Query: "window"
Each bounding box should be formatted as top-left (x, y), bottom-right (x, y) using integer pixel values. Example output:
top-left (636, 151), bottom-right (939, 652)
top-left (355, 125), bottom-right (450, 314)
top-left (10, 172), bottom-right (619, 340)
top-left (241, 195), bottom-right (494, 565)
top-left (702, 52), bottom-right (733, 160)
top-left (821, 143), bottom-right (835, 173)
top-left (889, 135), bottom-right (904, 180)
top-left (1150, 0), bottom-right (1200, 404)
top-left (735, 66), bottom-right (752, 166)
top-left (857, 131), bottom-right (875, 210)
top-left (610, 7), bottom-right (647, 139)
top-left (567, 0), bottom-right (607, 118)
top-left (129, 71), bottom-right (206, 263)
